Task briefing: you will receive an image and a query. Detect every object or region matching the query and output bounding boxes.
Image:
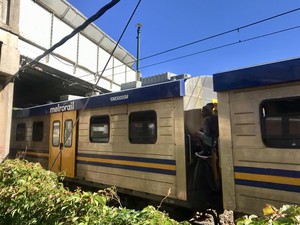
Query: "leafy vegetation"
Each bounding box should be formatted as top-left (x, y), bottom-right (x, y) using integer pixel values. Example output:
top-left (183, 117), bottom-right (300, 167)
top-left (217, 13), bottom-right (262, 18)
top-left (2, 159), bottom-right (298, 225)
top-left (0, 159), bottom-right (190, 225)
top-left (236, 204), bottom-right (300, 225)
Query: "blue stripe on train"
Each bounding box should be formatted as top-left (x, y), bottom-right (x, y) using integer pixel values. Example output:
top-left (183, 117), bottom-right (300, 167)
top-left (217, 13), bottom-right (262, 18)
top-left (77, 160), bottom-right (176, 176)
top-left (77, 153), bottom-right (176, 165)
top-left (235, 179), bottom-right (300, 193)
top-left (235, 166), bottom-right (300, 178)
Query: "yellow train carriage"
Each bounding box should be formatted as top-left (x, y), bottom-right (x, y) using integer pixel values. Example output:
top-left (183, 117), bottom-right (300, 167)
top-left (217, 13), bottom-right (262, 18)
top-left (10, 115), bottom-right (50, 169)
top-left (76, 98), bottom-right (183, 200)
top-left (214, 57), bottom-right (300, 215)
top-left (10, 74), bottom-right (217, 210)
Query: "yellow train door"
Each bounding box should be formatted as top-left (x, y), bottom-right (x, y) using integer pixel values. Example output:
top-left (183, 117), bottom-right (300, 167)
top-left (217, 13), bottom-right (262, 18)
top-left (49, 111), bottom-right (77, 178)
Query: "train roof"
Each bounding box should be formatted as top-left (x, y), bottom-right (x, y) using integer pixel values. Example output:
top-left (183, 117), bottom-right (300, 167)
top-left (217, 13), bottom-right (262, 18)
top-left (13, 78), bottom-right (186, 118)
top-left (213, 57), bottom-right (300, 92)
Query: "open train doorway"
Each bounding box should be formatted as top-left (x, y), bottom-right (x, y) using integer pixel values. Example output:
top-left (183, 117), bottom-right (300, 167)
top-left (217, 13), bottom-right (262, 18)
top-left (49, 111), bottom-right (77, 178)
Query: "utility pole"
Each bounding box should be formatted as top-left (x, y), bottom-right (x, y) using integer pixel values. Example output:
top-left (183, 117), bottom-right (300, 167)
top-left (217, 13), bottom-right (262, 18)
top-left (135, 23), bottom-right (142, 80)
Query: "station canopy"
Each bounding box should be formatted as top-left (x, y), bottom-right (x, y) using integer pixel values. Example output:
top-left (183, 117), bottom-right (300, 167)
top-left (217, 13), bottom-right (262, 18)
top-left (14, 59), bottom-right (109, 108)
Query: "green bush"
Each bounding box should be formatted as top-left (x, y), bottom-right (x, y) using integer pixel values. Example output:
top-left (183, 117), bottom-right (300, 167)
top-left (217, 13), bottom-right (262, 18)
top-left (0, 159), bottom-right (190, 225)
top-left (236, 204), bottom-right (300, 225)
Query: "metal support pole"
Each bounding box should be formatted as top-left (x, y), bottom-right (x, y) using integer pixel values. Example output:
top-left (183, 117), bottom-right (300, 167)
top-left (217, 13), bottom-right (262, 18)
top-left (136, 23), bottom-right (142, 74)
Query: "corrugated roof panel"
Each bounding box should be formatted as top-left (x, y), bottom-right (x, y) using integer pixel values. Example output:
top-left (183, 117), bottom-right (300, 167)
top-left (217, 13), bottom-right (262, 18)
top-left (62, 7), bottom-right (78, 25)
top-left (122, 54), bottom-right (135, 67)
top-left (67, 12), bottom-right (85, 28)
top-left (35, 0), bottom-right (136, 74)
top-left (37, 0), bottom-right (69, 17)
top-left (114, 46), bottom-right (127, 61)
top-left (83, 24), bottom-right (104, 43)
top-left (100, 37), bottom-right (116, 54)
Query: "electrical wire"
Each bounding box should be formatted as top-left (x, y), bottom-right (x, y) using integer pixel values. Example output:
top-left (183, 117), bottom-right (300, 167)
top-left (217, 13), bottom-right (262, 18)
top-left (76, 22), bottom-right (300, 77)
top-left (83, 0), bottom-right (142, 97)
top-left (75, 6), bottom-right (300, 79)
top-left (140, 24), bottom-right (300, 69)
top-left (1, 0), bottom-right (121, 92)
top-left (13, 2), bottom-right (299, 171)
top-left (140, 7), bottom-right (300, 61)
top-left (49, 0), bottom-right (142, 170)
top-left (48, 0), bottom-right (122, 170)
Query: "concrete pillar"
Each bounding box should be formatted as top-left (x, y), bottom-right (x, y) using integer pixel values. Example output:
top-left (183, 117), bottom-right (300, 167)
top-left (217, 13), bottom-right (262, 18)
top-left (0, 0), bottom-right (20, 162)
top-left (0, 82), bottom-right (14, 161)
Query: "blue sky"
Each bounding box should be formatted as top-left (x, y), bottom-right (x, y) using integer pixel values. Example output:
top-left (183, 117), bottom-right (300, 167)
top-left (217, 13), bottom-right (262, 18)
top-left (67, 0), bottom-right (300, 77)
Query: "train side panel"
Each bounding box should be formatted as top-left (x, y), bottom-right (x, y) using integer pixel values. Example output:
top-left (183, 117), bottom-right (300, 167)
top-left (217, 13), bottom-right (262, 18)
top-left (9, 75), bottom-right (216, 209)
top-left (218, 82), bottom-right (300, 215)
top-left (76, 97), bottom-right (187, 201)
top-left (10, 115), bottom-right (50, 169)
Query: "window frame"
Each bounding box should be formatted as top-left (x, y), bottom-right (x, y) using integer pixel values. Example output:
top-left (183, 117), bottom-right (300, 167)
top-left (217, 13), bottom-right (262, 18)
top-left (32, 121), bottom-right (44, 142)
top-left (52, 120), bottom-right (60, 147)
top-left (16, 123), bottom-right (26, 141)
top-left (64, 119), bottom-right (73, 147)
top-left (89, 115), bottom-right (110, 143)
top-left (260, 96), bottom-right (300, 148)
top-left (129, 110), bottom-right (157, 144)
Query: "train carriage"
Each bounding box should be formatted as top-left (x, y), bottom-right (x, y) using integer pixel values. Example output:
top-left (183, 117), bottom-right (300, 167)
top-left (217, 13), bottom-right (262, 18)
top-left (10, 114), bottom-right (50, 169)
top-left (10, 57), bottom-right (300, 216)
top-left (214, 57), bottom-right (300, 215)
top-left (10, 74), bottom-right (218, 210)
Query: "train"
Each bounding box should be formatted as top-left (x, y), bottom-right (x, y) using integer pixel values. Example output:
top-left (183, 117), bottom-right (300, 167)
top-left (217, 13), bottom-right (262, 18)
top-left (9, 57), bottom-right (300, 216)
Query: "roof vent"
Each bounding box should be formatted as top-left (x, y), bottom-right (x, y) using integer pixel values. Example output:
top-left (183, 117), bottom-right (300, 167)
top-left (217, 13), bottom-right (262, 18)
top-left (141, 72), bottom-right (176, 86)
top-left (171, 73), bottom-right (191, 80)
top-left (121, 81), bottom-right (142, 90)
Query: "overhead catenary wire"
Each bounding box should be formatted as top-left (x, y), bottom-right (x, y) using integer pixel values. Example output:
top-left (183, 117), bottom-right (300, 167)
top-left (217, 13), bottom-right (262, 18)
top-left (140, 24), bottom-right (300, 69)
top-left (49, 0), bottom-right (142, 171)
top-left (31, 15), bottom-right (300, 85)
top-left (47, 0), bottom-right (121, 170)
top-left (79, 23), bottom-right (300, 80)
top-left (140, 7), bottom-right (300, 61)
top-left (76, 6), bottom-right (300, 79)
top-left (11, 3), bottom-right (298, 170)
top-left (0, 0), bottom-right (121, 92)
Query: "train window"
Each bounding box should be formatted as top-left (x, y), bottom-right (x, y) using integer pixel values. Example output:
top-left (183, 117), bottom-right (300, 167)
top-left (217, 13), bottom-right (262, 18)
top-left (64, 120), bottom-right (73, 147)
top-left (52, 121), bottom-right (60, 147)
top-left (129, 110), bottom-right (157, 144)
top-left (16, 123), bottom-right (26, 141)
top-left (32, 121), bottom-right (44, 142)
top-left (90, 115), bottom-right (109, 143)
top-left (260, 97), bottom-right (300, 148)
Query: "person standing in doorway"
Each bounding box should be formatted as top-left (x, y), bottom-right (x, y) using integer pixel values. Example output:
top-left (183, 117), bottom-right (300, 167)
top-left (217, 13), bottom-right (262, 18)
top-left (194, 103), bottom-right (219, 156)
